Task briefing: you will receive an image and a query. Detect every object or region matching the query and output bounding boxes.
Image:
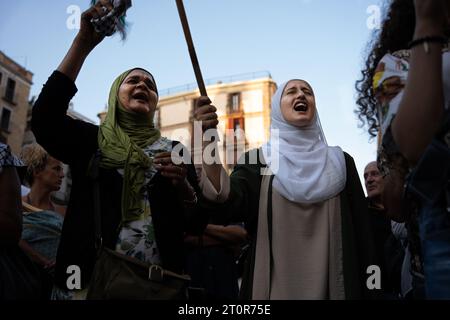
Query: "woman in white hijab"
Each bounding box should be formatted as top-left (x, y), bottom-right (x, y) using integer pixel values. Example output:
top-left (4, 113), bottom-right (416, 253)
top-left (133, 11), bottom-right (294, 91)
top-left (196, 79), bottom-right (377, 300)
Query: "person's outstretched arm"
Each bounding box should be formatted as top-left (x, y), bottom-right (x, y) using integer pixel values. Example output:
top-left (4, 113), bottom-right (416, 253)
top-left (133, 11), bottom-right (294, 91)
top-left (392, 0), bottom-right (448, 165)
top-left (32, 1), bottom-right (113, 164)
top-left (194, 97), bottom-right (230, 202)
top-left (57, 0), bottom-right (112, 81)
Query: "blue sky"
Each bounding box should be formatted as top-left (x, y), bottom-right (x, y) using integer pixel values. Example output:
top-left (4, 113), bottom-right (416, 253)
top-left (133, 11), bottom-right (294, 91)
top-left (0, 0), bottom-right (385, 187)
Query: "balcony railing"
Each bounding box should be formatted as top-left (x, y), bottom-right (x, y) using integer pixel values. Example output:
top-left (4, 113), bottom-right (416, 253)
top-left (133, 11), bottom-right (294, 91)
top-left (159, 71), bottom-right (272, 97)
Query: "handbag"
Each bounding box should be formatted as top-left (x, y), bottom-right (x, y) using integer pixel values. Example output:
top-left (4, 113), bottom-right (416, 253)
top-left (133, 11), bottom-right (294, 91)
top-left (87, 247), bottom-right (191, 300)
top-left (86, 150), bottom-right (191, 300)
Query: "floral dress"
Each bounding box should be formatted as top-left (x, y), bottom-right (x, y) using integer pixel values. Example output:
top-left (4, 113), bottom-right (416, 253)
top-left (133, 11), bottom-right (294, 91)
top-left (52, 137), bottom-right (173, 300)
top-left (115, 136), bottom-right (173, 264)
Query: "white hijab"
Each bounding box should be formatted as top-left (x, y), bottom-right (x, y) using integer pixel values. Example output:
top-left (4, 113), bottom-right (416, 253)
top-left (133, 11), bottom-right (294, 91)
top-left (261, 80), bottom-right (347, 204)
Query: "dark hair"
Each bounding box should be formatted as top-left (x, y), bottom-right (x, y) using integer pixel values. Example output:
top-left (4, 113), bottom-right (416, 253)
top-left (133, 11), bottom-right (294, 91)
top-left (355, 0), bottom-right (416, 138)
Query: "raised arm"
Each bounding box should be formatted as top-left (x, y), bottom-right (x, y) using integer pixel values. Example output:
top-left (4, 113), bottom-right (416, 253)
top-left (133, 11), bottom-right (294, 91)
top-left (194, 97), bottom-right (229, 201)
top-left (58, 0), bottom-right (112, 81)
top-left (391, 0), bottom-right (448, 165)
top-left (32, 1), bottom-right (114, 164)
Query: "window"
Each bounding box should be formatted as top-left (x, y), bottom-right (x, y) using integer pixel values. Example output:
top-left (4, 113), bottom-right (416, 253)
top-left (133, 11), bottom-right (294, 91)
top-left (5, 78), bottom-right (16, 103)
top-left (0, 72), bottom-right (3, 86)
top-left (1, 108), bottom-right (12, 132)
top-left (229, 93), bottom-right (241, 113)
top-left (228, 117), bottom-right (245, 132)
top-left (233, 118), bottom-right (242, 131)
top-left (225, 117), bottom-right (246, 170)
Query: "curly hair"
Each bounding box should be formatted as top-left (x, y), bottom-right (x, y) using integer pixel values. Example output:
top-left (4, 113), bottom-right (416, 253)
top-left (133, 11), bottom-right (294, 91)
top-left (20, 143), bottom-right (49, 187)
top-left (355, 0), bottom-right (416, 138)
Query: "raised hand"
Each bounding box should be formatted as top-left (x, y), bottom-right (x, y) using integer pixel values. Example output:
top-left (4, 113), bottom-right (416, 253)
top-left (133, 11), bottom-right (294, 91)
top-left (413, 0), bottom-right (448, 36)
top-left (57, 0), bottom-right (115, 81)
top-left (77, 0), bottom-right (115, 51)
top-left (193, 96), bottom-right (223, 194)
top-left (194, 96), bottom-right (219, 132)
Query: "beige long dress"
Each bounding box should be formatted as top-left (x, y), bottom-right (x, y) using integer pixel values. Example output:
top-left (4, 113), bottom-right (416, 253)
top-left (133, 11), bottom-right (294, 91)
top-left (200, 167), bottom-right (346, 300)
top-left (252, 174), bottom-right (345, 300)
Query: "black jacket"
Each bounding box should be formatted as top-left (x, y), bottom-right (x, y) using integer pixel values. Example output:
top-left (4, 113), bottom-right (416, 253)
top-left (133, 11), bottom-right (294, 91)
top-left (32, 71), bottom-right (208, 289)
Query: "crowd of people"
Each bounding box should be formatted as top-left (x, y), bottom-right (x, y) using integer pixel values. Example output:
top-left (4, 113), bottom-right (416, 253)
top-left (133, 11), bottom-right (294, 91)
top-left (0, 0), bottom-right (449, 300)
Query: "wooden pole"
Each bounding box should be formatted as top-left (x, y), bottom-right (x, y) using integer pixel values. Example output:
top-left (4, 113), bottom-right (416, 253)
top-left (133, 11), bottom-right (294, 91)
top-left (175, 0), bottom-right (208, 97)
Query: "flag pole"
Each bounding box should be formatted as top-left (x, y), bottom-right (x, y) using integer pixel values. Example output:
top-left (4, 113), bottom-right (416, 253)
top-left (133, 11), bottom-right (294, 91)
top-left (175, 0), bottom-right (208, 97)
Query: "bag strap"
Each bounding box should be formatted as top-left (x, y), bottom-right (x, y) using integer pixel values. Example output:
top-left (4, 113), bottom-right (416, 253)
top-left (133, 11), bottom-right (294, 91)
top-left (255, 147), bottom-right (276, 298)
top-left (88, 149), bottom-right (103, 250)
top-left (102, 247), bottom-right (191, 282)
top-left (267, 174), bottom-right (275, 298)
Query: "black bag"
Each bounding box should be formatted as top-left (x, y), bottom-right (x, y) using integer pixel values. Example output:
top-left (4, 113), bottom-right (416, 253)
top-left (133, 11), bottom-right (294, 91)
top-left (87, 247), bottom-right (190, 300)
top-left (86, 151), bottom-right (191, 300)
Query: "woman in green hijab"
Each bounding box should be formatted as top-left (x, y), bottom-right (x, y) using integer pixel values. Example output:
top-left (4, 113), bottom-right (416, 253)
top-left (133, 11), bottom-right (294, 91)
top-left (31, 1), bottom-right (207, 299)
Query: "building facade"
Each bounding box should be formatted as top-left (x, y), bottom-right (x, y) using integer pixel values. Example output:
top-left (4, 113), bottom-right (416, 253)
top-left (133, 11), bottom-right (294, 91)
top-left (0, 51), bottom-right (33, 155)
top-left (157, 72), bottom-right (277, 169)
top-left (0, 52), bottom-right (95, 204)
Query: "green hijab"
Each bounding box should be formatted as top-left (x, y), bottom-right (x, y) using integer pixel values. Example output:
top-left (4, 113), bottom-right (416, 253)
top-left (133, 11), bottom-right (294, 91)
top-left (98, 68), bottom-right (161, 223)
